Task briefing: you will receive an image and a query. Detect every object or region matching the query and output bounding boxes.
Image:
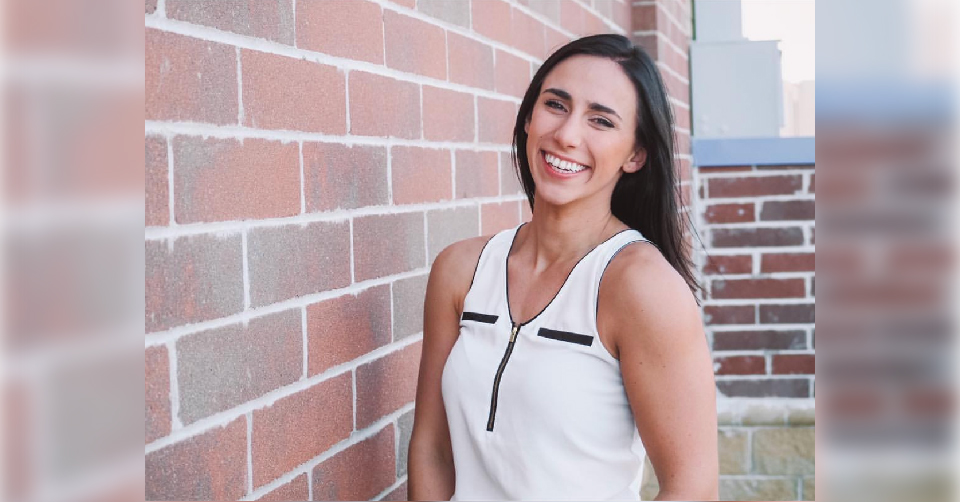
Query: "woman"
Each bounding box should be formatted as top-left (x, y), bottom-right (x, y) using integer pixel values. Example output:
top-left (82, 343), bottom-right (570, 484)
top-left (408, 34), bottom-right (718, 501)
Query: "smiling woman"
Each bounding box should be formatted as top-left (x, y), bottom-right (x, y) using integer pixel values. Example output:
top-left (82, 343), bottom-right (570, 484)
top-left (408, 34), bottom-right (718, 501)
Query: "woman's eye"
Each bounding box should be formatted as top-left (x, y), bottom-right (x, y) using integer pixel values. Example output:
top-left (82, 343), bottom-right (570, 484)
top-left (593, 117), bottom-right (615, 128)
top-left (545, 100), bottom-right (566, 111)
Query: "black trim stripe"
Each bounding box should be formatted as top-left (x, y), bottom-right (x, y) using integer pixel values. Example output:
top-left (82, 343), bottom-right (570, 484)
top-left (537, 327), bottom-right (594, 347)
top-left (462, 311), bottom-right (498, 324)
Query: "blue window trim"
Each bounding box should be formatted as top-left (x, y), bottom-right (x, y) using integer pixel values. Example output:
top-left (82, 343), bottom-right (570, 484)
top-left (692, 136), bottom-right (815, 167)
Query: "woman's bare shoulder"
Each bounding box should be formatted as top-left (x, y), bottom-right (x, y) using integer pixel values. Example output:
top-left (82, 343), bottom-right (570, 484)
top-left (429, 234), bottom-right (497, 307)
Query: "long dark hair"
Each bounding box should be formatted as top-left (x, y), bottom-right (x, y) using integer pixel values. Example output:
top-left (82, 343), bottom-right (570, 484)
top-left (511, 33), bottom-right (700, 295)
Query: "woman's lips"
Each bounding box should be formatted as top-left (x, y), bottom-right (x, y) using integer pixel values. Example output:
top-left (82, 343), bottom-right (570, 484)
top-left (540, 149), bottom-right (589, 178)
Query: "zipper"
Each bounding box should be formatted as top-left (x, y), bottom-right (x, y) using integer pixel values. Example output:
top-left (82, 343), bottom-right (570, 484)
top-left (486, 323), bottom-right (520, 431)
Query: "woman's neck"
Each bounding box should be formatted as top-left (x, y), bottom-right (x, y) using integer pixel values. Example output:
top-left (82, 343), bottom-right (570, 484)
top-left (518, 197), bottom-right (624, 272)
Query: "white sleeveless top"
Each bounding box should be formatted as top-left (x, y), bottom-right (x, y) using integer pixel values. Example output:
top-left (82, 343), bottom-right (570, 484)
top-left (441, 223), bottom-right (650, 501)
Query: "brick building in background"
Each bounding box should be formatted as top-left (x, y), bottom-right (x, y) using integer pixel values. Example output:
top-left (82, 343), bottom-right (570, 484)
top-left (144, 0), bottom-right (813, 500)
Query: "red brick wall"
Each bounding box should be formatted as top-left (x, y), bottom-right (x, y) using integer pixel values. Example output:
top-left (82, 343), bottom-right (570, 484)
top-left (145, 1), bottom-right (640, 500)
top-left (697, 164), bottom-right (816, 398)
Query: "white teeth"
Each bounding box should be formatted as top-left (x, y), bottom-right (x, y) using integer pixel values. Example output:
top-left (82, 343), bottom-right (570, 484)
top-left (544, 152), bottom-right (587, 173)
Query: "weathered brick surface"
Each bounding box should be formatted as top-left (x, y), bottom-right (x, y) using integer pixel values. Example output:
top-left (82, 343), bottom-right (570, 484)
top-left (145, 136), bottom-right (168, 227)
top-left (708, 175), bottom-right (803, 198)
top-left (391, 146), bottom-right (452, 204)
top-left (257, 473), bottom-right (310, 501)
top-left (761, 252), bottom-right (815, 273)
top-left (712, 227), bottom-right (805, 248)
top-left (713, 330), bottom-right (807, 351)
top-left (717, 429), bottom-right (748, 474)
top-left (349, 71), bottom-right (421, 139)
top-left (711, 278), bottom-right (806, 300)
top-left (501, 152), bottom-right (524, 195)
top-left (252, 372), bottom-right (353, 488)
top-left (354, 212), bottom-right (426, 281)
top-left (719, 479), bottom-right (796, 501)
top-left (144, 346), bottom-right (171, 444)
top-left (472, 0), bottom-right (513, 46)
top-left (307, 285), bottom-right (392, 375)
top-left (704, 202), bottom-right (754, 224)
top-left (703, 305), bottom-right (755, 325)
top-left (773, 354), bottom-right (816, 375)
top-left (247, 220), bottom-right (352, 307)
top-left (303, 142), bottom-right (389, 211)
top-left (478, 97), bottom-right (517, 144)
top-left (495, 49), bottom-right (530, 98)
top-left (511, 8), bottom-right (546, 59)
top-left (560, 1), bottom-right (585, 34)
top-left (383, 481), bottom-right (409, 501)
top-left (145, 234), bottom-right (243, 333)
top-left (241, 50), bottom-right (346, 133)
top-left (418, 0), bottom-right (470, 28)
top-left (393, 273), bottom-right (429, 340)
top-left (760, 304), bottom-right (815, 324)
top-left (455, 150), bottom-right (500, 199)
top-left (427, 206), bottom-right (481, 263)
top-left (145, 417), bottom-right (247, 501)
top-left (802, 477), bottom-right (815, 501)
top-left (423, 86), bottom-right (475, 142)
top-left (397, 408), bottom-right (415, 477)
top-left (173, 136), bottom-right (301, 223)
top-left (384, 10), bottom-right (447, 80)
top-left (448, 32), bottom-right (495, 90)
top-left (145, 30), bottom-right (237, 124)
top-left (716, 378), bottom-right (809, 398)
top-left (296, 0), bottom-right (383, 63)
top-left (482, 201), bottom-right (521, 235)
top-left (356, 342), bottom-right (422, 428)
top-left (177, 309), bottom-right (302, 424)
top-left (313, 425), bottom-right (396, 501)
top-left (714, 355), bottom-right (765, 375)
top-left (703, 254), bottom-right (752, 275)
top-left (167, 0), bottom-right (295, 44)
top-left (753, 428), bottom-right (815, 475)
top-left (760, 199), bottom-right (815, 221)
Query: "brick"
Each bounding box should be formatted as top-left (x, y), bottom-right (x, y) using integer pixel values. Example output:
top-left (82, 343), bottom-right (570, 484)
top-left (773, 354), bottom-right (815, 375)
top-left (383, 482), bottom-right (409, 501)
top-left (423, 86), bottom-right (475, 142)
top-left (173, 136), bottom-right (300, 223)
top-left (393, 273), bottom-right (429, 340)
top-left (145, 234), bottom-right (243, 333)
top-left (145, 136), bottom-right (168, 226)
top-left (560, 1), bottom-right (584, 34)
top-left (482, 201), bottom-right (521, 235)
top-left (717, 429), bottom-right (748, 474)
top-left (512, 8), bottom-right (546, 59)
top-left (397, 408), bottom-right (415, 477)
top-left (296, 0), bottom-right (383, 63)
top-left (448, 32), bottom-right (495, 90)
top-left (526, 0), bottom-right (561, 23)
top-left (760, 303), bottom-right (815, 324)
top-left (761, 199), bottom-right (815, 221)
top-left (719, 479), bottom-right (796, 501)
top-left (177, 310), bottom-right (302, 424)
top-left (418, 0), bottom-right (470, 28)
top-left (428, 206), bottom-right (480, 263)
top-left (703, 202), bottom-right (754, 224)
top-left (472, 0), bottom-right (513, 46)
top-left (4, 382), bottom-right (29, 499)
top-left (384, 10), bottom-right (446, 80)
top-left (495, 49), bottom-right (531, 99)
top-left (248, 221), bottom-right (352, 307)
top-left (761, 252), bottom-right (815, 273)
top-left (455, 150), bottom-right (499, 198)
top-left (711, 278), bottom-right (806, 299)
top-left (307, 285), bottom-right (392, 375)
top-left (385, 0), bottom-right (415, 7)
top-left (145, 29), bottom-right (237, 124)
top-left (634, 33), bottom-right (659, 61)
top-left (349, 72), bottom-right (421, 139)
top-left (703, 305), bottom-right (755, 325)
top-left (146, 0), bottom-right (157, 14)
top-left (303, 143), bottom-right (389, 212)
top-left (699, 165), bottom-right (753, 174)
top-left (712, 330), bottom-right (807, 351)
top-left (714, 356), bottom-right (765, 375)
top-left (478, 97), bottom-right (516, 144)
top-left (356, 342), bottom-right (422, 428)
top-left (545, 27), bottom-right (572, 58)
top-left (716, 378), bottom-right (809, 398)
top-left (712, 227), bottom-right (805, 248)
top-left (802, 477), bottom-right (815, 501)
top-left (582, 10), bottom-right (608, 36)
top-left (753, 428), bottom-right (815, 475)
top-left (258, 473), bottom-right (309, 501)
top-left (708, 175), bottom-right (803, 198)
top-left (703, 254), bottom-right (752, 275)
top-left (145, 346), bottom-right (171, 444)
top-left (167, 0), bottom-right (295, 44)
top-left (809, 173), bottom-right (815, 193)
top-left (500, 152), bottom-right (524, 195)
top-left (145, 417), bottom-right (247, 501)
top-left (252, 373), bottom-right (353, 488)
top-left (313, 425), bottom-right (396, 501)
top-left (354, 213), bottom-right (426, 282)
top-left (241, 50), bottom-right (346, 133)
top-left (391, 146), bottom-right (452, 204)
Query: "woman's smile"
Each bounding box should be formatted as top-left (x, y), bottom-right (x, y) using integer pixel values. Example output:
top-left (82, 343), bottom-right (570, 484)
top-left (540, 149), bottom-right (591, 179)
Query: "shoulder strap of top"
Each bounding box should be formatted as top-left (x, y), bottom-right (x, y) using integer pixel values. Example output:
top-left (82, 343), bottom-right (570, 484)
top-left (590, 229), bottom-right (652, 325)
top-left (465, 223), bottom-right (524, 299)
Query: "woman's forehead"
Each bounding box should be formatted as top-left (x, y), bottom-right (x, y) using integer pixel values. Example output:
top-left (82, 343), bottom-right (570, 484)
top-left (541, 55), bottom-right (637, 110)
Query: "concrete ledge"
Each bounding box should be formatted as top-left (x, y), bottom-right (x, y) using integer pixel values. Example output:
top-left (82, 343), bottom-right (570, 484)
top-left (692, 136), bottom-right (815, 167)
top-left (717, 398), bottom-right (815, 426)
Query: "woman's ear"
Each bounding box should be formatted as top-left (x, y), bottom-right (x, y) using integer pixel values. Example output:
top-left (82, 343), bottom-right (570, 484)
top-left (623, 148), bottom-right (647, 174)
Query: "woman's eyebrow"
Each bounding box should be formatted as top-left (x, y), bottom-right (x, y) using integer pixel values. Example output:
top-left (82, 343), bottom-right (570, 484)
top-left (543, 87), bottom-right (622, 121)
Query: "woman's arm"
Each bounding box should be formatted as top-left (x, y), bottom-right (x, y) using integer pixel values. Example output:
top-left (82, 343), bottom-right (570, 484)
top-left (600, 244), bottom-right (718, 501)
top-left (408, 238), bottom-right (487, 501)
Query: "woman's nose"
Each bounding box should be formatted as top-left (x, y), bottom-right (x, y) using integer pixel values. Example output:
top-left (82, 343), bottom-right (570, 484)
top-left (552, 116), bottom-right (582, 149)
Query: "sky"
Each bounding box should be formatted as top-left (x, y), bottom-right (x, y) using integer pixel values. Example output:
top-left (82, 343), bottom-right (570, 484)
top-left (740, 0), bottom-right (815, 83)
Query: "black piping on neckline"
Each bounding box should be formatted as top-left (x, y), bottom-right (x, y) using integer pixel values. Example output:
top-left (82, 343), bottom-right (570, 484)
top-left (505, 223), bottom-right (633, 327)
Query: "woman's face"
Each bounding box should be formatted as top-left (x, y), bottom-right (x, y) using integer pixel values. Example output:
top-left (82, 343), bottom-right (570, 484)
top-left (524, 55), bottom-right (644, 209)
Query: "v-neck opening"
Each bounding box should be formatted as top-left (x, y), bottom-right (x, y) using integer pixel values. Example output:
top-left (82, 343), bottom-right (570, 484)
top-left (504, 223), bottom-right (632, 327)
